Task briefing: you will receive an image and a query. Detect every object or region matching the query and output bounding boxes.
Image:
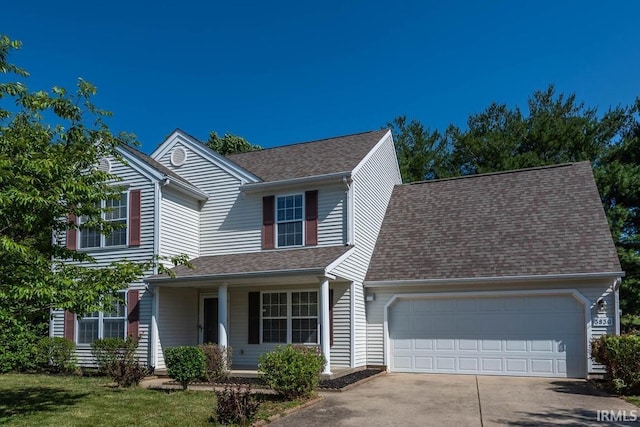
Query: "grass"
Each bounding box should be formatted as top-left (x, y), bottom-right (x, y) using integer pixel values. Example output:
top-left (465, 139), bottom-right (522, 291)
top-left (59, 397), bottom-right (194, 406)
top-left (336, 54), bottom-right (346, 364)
top-left (625, 396), bottom-right (640, 407)
top-left (0, 374), bottom-right (307, 426)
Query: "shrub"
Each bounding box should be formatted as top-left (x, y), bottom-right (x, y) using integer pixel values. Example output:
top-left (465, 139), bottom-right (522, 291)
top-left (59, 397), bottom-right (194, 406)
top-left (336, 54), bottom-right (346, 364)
top-left (258, 344), bottom-right (325, 399)
top-left (37, 337), bottom-right (77, 373)
top-left (212, 384), bottom-right (260, 426)
top-left (0, 316), bottom-right (44, 373)
top-left (91, 336), bottom-right (147, 387)
top-left (106, 357), bottom-right (148, 387)
top-left (591, 334), bottom-right (640, 394)
top-left (91, 336), bottom-right (138, 374)
top-left (165, 346), bottom-right (206, 390)
top-left (199, 344), bottom-right (232, 383)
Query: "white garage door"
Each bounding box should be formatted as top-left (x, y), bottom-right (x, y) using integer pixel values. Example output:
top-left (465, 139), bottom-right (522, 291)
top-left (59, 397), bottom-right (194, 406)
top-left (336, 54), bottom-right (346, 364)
top-left (389, 295), bottom-right (585, 378)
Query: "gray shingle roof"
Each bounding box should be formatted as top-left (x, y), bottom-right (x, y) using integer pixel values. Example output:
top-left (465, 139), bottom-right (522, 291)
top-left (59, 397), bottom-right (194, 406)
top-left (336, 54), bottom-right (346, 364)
top-left (366, 161), bottom-right (622, 282)
top-left (160, 246), bottom-right (352, 279)
top-left (119, 144), bottom-right (194, 187)
top-left (226, 130), bottom-right (388, 182)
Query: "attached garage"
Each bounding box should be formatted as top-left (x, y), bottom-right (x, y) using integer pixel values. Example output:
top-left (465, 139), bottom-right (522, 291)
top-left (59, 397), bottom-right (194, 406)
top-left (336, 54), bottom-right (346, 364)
top-left (387, 292), bottom-right (588, 378)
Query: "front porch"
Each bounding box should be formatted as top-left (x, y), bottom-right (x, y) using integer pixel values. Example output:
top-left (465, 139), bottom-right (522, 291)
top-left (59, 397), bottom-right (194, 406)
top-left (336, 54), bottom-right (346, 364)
top-left (149, 273), bottom-right (355, 376)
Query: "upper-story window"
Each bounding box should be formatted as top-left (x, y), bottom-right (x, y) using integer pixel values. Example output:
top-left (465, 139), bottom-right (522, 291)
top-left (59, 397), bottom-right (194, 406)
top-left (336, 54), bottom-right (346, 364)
top-left (79, 192), bottom-right (128, 249)
top-left (276, 194), bottom-right (303, 247)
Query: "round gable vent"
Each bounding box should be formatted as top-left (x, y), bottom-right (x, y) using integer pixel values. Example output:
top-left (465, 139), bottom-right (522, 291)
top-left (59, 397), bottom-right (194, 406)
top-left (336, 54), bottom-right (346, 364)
top-left (97, 157), bottom-right (111, 173)
top-left (170, 147), bottom-right (187, 166)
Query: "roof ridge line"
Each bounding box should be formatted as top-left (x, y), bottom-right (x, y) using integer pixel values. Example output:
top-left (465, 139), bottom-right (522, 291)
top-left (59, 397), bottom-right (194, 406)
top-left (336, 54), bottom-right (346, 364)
top-left (227, 129), bottom-right (388, 156)
top-left (404, 162), bottom-right (582, 186)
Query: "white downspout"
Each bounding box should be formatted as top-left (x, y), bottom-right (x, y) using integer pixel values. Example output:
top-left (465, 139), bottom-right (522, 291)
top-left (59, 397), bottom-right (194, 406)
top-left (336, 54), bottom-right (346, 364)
top-left (614, 277), bottom-right (622, 335)
top-left (343, 176), bottom-right (354, 245)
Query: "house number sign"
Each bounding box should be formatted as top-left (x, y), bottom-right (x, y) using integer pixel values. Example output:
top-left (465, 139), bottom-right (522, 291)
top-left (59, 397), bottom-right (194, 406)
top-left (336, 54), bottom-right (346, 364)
top-left (593, 318), bottom-right (613, 327)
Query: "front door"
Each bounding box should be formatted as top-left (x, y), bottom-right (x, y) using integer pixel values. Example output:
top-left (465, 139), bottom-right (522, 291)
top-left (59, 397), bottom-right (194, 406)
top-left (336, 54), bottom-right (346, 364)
top-left (203, 297), bottom-right (219, 344)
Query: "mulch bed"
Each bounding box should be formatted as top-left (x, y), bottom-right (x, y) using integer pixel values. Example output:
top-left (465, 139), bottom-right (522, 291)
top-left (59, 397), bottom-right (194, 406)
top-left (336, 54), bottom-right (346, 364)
top-left (165, 368), bottom-right (384, 390)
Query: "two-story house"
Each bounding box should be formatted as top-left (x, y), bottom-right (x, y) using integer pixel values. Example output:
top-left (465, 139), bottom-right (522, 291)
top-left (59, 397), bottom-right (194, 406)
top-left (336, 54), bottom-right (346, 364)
top-left (51, 129), bottom-right (623, 378)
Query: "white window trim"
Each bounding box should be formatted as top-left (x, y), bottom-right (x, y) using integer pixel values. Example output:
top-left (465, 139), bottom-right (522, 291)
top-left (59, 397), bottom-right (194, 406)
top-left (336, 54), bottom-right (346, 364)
top-left (275, 193), bottom-right (305, 249)
top-left (78, 190), bottom-right (130, 250)
top-left (76, 292), bottom-right (127, 346)
top-left (260, 289), bottom-right (319, 345)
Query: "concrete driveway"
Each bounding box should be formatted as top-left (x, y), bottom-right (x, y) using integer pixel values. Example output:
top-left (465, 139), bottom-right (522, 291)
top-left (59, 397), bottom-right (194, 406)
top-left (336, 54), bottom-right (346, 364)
top-left (270, 374), bottom-right (639, 426)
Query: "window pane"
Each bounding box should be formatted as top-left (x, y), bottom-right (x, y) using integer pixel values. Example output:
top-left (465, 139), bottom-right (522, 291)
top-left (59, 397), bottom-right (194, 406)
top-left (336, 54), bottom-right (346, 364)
top-left (77, 319), bottom-right (99, 344)
top-left (263, 319), bottom-right (287, 343)
top-left (103, 319), bottom-right (125, 339)
top-left (277, 220), bottom-right (302, 247)
top-left (292, 319), bottom-right (318, 344)
top-left (80, 228), bottom-right (100, 248)
top-left (105, 219), bottom-right (127, 247)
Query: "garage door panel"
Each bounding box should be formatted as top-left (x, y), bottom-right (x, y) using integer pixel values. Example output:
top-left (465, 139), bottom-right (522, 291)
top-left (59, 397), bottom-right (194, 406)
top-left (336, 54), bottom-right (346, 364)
top-left (389, 295), bottom-right (585, 378)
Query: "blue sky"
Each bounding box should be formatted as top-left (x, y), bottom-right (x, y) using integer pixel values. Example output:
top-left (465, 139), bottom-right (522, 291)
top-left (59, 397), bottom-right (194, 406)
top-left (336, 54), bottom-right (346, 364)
top-left (3, 1), bottom-right (639, 153)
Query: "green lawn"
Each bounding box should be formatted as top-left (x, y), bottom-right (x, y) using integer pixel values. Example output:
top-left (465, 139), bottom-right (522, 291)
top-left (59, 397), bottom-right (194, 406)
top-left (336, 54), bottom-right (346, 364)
top-left (0, 374), bottom-right (304, 426)
top-left (625, 396), bottom-right (640, 407)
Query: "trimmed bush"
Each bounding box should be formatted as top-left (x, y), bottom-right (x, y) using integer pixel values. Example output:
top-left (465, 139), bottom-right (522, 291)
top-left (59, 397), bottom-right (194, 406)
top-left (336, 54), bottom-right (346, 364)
top-left (591, 334), bottom-right (640, 394)
top-left (199, 344), bottom-right (232, 383)
top-left (258, 344), bottom-right (325, 399)
top-left (91, 337), bottom-right (138, 374)
top-left (165, 346), bottom-right (206, 390)
top-left (91, 336), bottom-right (147, 387)
top-left (212, 384), bottom-right (260, 426)
top-left (37, 337), bottom-right (77, 373)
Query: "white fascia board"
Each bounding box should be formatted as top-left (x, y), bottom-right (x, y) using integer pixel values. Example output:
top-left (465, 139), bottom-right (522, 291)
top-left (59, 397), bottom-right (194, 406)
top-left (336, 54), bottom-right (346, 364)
top-left (115, 146), bottom-right (165, 183)
top-left (151, 129), bottom-right (261, 184)
top-left (241, 172), bottom-right (352, 194)
top-left (146, 267), bottom-right (326, 284)
top-left (364, 272), bottom-right (626, 288)
top-left (350, 129), bottom-right (392, 177)
top-left (326, 246), bottom-right (356, 273)
top-left (163, 177), bottom-right (209, 201)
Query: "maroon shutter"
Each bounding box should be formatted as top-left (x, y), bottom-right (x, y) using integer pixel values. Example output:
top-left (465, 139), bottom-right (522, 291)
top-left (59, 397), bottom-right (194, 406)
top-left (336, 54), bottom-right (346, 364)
top-left (262, 196), bottom-right (275, 249)
top-left (127, 290), bottom-right (140, 338)
top-left (66, 214), bottom-right (77, 250)
top-left (305, 190), bottom-right (318, 246)
top-left (329, 289), bottom-right (334, 347)
top-left (129, 190), bottom-right (141, 246)
top-left (248, 292), bottom-right (260, 344)
top-left (63, 310), bottom-right (75, 340)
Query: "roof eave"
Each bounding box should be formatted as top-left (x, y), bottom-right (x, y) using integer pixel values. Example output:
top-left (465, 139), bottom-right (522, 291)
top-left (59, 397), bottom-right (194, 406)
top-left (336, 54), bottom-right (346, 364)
top-left (162, 176), bottom-right (209, 201)
top-left (147, 267), bottom-right (330, 284)
top-left (241, 172), bottom-right (352, 194)
top-left (364, 271), bottom-right (626, 287)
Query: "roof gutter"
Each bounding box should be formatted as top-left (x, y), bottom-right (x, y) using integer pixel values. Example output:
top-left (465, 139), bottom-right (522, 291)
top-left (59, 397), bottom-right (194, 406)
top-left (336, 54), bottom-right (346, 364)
top-left (146, 267), bottom-right (327, 284)
top-left (241, 172), bottom-right (352, 193)
top-left (364, 271), bottom-right (626, 288)
top-left (162, 176), bottom-right (209, 201)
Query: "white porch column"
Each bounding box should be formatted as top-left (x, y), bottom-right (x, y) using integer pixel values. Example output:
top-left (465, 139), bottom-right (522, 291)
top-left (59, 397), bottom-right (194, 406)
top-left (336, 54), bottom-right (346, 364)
top-left (218, 283), bottom-right (228, 349)
top-left (320, 277), bottom-right (332, 375)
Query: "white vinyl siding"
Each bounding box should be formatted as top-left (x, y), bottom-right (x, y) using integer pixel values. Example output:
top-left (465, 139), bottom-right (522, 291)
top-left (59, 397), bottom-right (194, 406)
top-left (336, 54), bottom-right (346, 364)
top-left (330, 133), bottom-right (401, 282)
top-left (52, 154), bottom-right (156, 366)
top-left (353, 282), bottom-right (367, 367)
top-left (331, 283), bottom-right (351, 367)
top-left (317, 186), bottom-right (346, 246)
top-left (156, 141), bottom-right (262, 255)
top-left (365, 279), bottom-right (617, 375)
top-left (155, 287), bottom-right (199, 369)
top-left (155, 140), bottom-right (348, 255)
top-left (159, 186), bottom-right (200, 264)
